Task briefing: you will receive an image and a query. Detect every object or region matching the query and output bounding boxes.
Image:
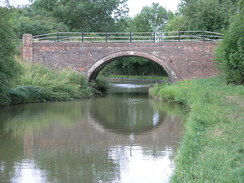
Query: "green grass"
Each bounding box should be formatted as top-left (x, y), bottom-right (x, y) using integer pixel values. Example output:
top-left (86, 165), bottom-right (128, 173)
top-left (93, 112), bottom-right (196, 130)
top-left (150, 76), bottom-right (244, 183)
top-left (7, 61), bottom-right (95, 105)
top-left (0, 59), bottom-right (110, 106)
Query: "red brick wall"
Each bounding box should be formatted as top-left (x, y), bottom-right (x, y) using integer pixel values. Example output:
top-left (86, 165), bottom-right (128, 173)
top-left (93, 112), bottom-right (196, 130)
top-left (22, 34), bottom-right (219, 82)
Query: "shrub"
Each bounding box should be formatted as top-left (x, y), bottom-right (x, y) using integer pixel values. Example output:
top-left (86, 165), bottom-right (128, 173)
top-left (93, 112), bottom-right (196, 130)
top-left (9, 85), bottom-right (48, 104)
top-left (90, 77), bottom-right (109, 96)
top-left (0, 8), bottom-right (21, 105)
top-left (11, 61), bottom-right (93, 104)
top-left (215, 13), bottom-right (244, 84)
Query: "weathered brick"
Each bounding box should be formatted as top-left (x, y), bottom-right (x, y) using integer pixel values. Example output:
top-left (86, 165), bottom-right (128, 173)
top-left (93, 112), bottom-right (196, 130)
top-left (22, 34), bottom-right (219, 82)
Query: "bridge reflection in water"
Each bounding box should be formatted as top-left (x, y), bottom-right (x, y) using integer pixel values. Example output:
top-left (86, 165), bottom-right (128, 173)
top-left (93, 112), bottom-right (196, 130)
top-left (0, 83), bottom-right (186, 183)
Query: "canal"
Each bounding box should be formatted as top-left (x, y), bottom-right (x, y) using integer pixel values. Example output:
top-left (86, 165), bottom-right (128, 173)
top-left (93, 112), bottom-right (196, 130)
top-left (0, 83), bottom-right (186, 183)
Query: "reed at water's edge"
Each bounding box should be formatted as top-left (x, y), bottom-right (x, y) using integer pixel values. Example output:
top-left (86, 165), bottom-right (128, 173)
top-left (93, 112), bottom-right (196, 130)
top-left (0, 59), bottom-right (109, 106)
top-left (150, 76), bottom-right (244, 183)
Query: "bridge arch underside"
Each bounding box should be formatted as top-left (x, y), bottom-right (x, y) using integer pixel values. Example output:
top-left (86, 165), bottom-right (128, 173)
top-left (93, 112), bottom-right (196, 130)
top-left (87, 51), bottom-right (177, 82)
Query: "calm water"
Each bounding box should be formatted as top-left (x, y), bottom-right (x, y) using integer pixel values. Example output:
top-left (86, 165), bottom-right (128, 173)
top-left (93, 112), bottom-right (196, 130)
top-left (0, 83), bottom-right (185, 183)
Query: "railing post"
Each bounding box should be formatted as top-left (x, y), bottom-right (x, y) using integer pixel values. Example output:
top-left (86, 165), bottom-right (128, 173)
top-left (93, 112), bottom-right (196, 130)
top-left (202, 31), bottom-right (205, 41)
top-left (153, 32), bottom-right (156, 42)
top-left (130, 32), bottom-right (132, 43)
top-left (178, 31), bottom-right (181, 41)
top-left (82, 32), bottom-right (84, 43)
top-left (105, 32), bottom-right (108, 43)
top-left (56, 32), bottom-right (59, 42)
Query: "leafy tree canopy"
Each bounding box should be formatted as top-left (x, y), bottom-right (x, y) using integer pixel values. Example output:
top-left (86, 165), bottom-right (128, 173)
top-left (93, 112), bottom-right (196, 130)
top-left (126, 3), bottom-right (173, 32)
top-left (0, 7), bottom-right (21, 104)
top-left (11, 8), bottom-right (69, 37)
top-left (216, 12), bottom-right (244, 84)
top-left (167, 0), bottom-right (240, 32)
top-left (31, 0), bottom-right (128, 32)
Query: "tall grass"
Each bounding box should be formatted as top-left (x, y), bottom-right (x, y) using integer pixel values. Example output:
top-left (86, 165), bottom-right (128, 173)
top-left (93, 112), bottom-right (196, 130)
top-left (9, 61), bottom-right (93, 104)
top-left (150, 76), bottom-right (244, 183)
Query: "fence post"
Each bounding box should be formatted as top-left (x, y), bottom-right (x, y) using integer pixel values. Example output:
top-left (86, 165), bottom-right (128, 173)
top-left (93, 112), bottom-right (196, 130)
top-left (153, 32), bottom-right (156, 42)
top-left (82, 32), bottom-right (84, 43)
top-left (130, 32), bottom-right (132, 43)
top-left (105, 32), bottom-right (108, 43)
top-left (178, 31), bottom-right (181, 41)
top-left (56, 32), bottom-right (59, 42)
top-left (202, 31), bottom-right (205, 41)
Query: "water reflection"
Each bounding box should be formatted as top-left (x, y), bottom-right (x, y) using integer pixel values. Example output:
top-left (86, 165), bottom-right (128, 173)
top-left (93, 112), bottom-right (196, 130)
top-left (0, 83), bottom-right (185, 183)
top-left (90, 94), bottom-right (165, 134)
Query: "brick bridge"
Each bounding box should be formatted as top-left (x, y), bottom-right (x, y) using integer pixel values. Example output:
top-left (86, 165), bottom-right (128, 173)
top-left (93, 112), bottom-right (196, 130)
top-left (21, 32), bottom-right (220, 82)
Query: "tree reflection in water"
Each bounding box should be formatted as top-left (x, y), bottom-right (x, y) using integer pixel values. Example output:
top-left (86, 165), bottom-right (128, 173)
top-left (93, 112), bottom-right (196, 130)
top-left (0, 83), bottom-right (185, 183)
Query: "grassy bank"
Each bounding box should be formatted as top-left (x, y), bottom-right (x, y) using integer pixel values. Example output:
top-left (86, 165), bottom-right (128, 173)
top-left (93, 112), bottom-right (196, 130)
top-left (1, 60), bottom-right (108, 106)
top-left (150, 76), bottom-right (244, 182)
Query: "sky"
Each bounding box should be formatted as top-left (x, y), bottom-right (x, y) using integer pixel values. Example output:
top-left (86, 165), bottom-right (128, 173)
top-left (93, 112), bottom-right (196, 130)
top-left (1, 0), bottom-right (180, 17)
top-left (128, 0), bottom-right (180, 17)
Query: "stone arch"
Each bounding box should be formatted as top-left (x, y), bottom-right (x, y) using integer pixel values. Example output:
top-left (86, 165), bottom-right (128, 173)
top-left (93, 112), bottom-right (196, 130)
top-left (87, 51), bottom-right (178, 82)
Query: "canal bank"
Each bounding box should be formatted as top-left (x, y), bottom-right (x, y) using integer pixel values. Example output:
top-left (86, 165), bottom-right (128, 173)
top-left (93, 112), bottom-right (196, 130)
top-left (150, 76), bottom-right (244, 183)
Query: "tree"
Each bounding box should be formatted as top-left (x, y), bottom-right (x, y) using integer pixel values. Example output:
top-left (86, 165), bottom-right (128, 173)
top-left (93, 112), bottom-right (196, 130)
top-left (167, 0), bottom-right (240, 32)
top-left (11, 7), bottom-right (69, 37)
top-left (0, 7), bottom-right (21, 105)
top-left (101, 57), bottom-right (167, 76)
top-left (129, 3), bottom-right (172, 32)
top-left (32, 0), bottom-right (128, 32)
top-left (216, 13), bottom-right (244, 84)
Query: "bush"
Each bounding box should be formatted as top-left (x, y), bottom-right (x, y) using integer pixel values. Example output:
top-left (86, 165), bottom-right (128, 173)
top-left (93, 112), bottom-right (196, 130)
top-left (0, 8), bottom-right (21, 105)
top-left (216, 13), bottom-right (244, 84)
top-left (90, 77), bottom-right (109, 96)
top-left (9, 85), bottom-right (48, 104)
top-left (11, 61), bottom-right (93, 104)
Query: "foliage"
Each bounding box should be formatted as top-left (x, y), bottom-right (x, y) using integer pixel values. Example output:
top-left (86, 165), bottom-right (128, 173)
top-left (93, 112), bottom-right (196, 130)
top-left (1, 57), bottom-right (110, 105)
top-left (4, 0), bottom-right (128, 37)
top-left (9, 85), bottom-right (48, 104)
top-left (31, 0), bottom-right (128, 32)
top-left (167, 0), bottom-right (240, 32)
top-left (0, 7), bottom-right (21, 105)
top-left (90, 77), bottom-right (110, 96)
top-left (215, 13), bottom-right (244, 84)
top-left (150, 76), bottom-right (244, 182)
top-left (100, 56), bottom-right (168, 77)
top-left (11, 61), bottom-right (93, 104)
top-left (165, 15), bottom-right (188, 31)
top-left (128, 3), bottom-right (173, 32)
top-left (11, 8), bottom-right (69, 37)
